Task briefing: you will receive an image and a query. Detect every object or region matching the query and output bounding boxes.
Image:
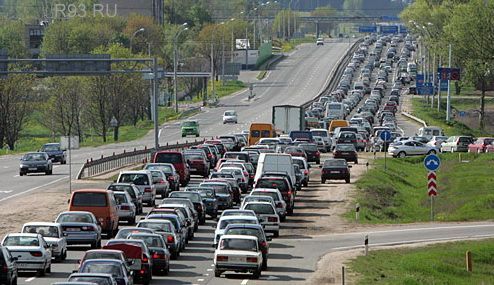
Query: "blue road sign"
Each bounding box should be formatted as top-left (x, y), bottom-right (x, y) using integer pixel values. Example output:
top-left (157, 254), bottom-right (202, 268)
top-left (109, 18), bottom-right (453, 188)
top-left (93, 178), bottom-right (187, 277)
top-left (439, 80), bottom-right (448, 91)
top-left (359, 26), bottom-right (377, 33)
top-left (380, 130), bottom-right (391, 142)
top-left (416, 74), bottom-right (424, 87)
top-left (424, 154), bottom-right (441, 171)
top-left (417, 86), bottom-right (434, 95)
top-left (380, 25), bottom-right (399, 34)
top-left (399, 26), bottom-right (408, 34)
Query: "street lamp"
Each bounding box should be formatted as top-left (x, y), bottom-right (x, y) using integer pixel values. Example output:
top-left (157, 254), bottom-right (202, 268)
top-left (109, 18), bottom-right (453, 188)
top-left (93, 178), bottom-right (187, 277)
top-left (130, 27), bottom-right (145, 53)
top-left (173, 23), bottom-right (188, 113)
top-left (110, 116), bottom-right (118, 141)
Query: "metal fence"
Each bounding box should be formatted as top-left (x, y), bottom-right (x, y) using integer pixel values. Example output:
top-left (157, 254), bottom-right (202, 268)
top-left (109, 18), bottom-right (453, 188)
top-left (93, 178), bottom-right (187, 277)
top-left (77, 140), bottom-right (205, 179)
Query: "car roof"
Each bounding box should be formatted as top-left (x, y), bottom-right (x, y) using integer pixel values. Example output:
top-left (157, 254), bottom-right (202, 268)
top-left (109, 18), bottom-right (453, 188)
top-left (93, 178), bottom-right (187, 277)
top-left (81, 258), bottom-right (124, 264)
top-left (69, 273), bottom-right (114, 278)
top-left (72, 189), bottom-right (110, 194)
top-left (119, 170), bottom-right (150, 174)
top-left (225, 224), bottom-right (263, 230)
top-left (220, 234), bottom-right (258, 241)
top-left (219, 215), bottom-right (258, 221)
top-left (59, 211), bottom-right (94, 216)
top-left (243, 201), bottom-right (274, 207)
top-left (23, 222), bottom-right (61, 227)
top-left (5, 233), bottom-right (38, 237)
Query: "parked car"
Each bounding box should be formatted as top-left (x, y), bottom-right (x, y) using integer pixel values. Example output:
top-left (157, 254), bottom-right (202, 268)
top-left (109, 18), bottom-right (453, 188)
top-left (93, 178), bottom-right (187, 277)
top-left (2, 233), bottom-right (52, 276)
top-left (468, 137), bottom-right (494, 153)
top-left (388, 140), bottom-right (438, 158)
top-left (440, 136), bottom-right (473, 152)
top-left (321, 159), bottom-right (351, 184)
top-left (19, 152), bottom-right (53, 176)
top-left (214, 235), bottom-right (263, 279)
top-left (55, 211), bottom-right (102, 249)
top-left (39, 142), bottom-right (66, 164)
top-left (21, 222), bottom-right (67, 262)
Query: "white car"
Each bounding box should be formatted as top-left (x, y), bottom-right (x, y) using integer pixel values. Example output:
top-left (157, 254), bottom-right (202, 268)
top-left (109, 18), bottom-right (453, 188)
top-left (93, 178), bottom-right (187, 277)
top-left (214, 235), bottom-right (263, 279)
top-left (241, 195), bottom-right (276, 209)
top-left (219, 209), bottom-right (257, 219)
top-left (21, 222), bottom-right (67, 262)
top-left (213, 215), bottom-right (259, 247)
top-left (250, 188), bottom-right (287, 221)
top-left (113, 191), bottom-right (137, 224)
top-left (316, 38), bottom-right (324, 46)
top-left (387, 140), bottom-right (438, 158)
top-left (2, 233), bottom-right (52, 275)
top-left (242, 202), bottom-right (280, 238)
top-left (223, 110), bottom-right (238, 124)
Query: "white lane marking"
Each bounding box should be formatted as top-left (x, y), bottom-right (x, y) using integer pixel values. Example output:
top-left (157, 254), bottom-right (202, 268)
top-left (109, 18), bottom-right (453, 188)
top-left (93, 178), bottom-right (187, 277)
top-left (13, 175), bottom-right (19, 178)
top-left (0, 176), bottom-right (68, 203)
top-left (204, 273), bottom-right (209, 276)
top-left (197, 279), bottom-right (205, 282)
top-left (211, 264), bottom-right (214, 266)
top-left (25, 277), bottom-right (36, 282)
top-left (207, 268), bottom-right (213, 271)
top-left (241, 279), bottom-right (249, 285)
top-left (2, 166), bottom-right (8, 169)
top-left (0, 191), bottom-right (13, 194)
top-left (158, 129), bottom-right (162, 138)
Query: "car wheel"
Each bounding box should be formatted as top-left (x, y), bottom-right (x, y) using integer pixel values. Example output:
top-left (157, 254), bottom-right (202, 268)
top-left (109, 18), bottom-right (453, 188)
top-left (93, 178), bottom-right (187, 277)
top-left (37, 268), bottom-right (45, 277)
top-left (398, 151), bottom-right (406, 158)
top-left (196, 134), bottom-right (200, 137)
top-left (19, 172), bottom-right (24, 176)
top-left (61, 160), bottom-right (67, 165)
top-left (181, 134), bottom-right (185, 137)
top-left (345, 178), bottom-right (350, 184)
top-left (321, 179), bottom-right (326, 184)
top-left (253, 269), bottom-right (261, 279)
top-left (214, 269), bottom-right (222, 277)
top-left (273, 231), bottom-right (279, 238)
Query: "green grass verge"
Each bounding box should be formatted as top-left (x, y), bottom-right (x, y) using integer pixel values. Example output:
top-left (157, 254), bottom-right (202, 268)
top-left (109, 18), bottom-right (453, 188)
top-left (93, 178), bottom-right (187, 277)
top-left (411, 98), bottom-right (489, 137)
top-left (278, 37), bottom-right (316, 53)
top-left (349, 239), bottom-right (494, 285)
top-left (183, 80), bottom-right (246, 104)
top-left (0, 107), bottom-right (180, 156)
top-left (346, 153), bottom-right (494, 223)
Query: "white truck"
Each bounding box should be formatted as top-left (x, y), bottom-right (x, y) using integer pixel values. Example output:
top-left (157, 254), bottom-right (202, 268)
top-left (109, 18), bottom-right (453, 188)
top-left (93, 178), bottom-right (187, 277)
top-left (272, 105), bottom-right (305, 135)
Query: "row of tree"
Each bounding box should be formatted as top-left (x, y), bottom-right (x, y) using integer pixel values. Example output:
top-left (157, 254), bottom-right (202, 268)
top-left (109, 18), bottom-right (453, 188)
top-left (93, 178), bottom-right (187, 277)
top-left (401, 0), bottom-right (494, 130)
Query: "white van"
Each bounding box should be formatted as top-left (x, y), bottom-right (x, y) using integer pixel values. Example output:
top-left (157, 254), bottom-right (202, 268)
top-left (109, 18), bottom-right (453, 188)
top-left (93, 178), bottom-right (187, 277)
top-left (326, 102), bottom-right (345, 119)
top-left (407, 62), bottom-right (417, 73)
top-left (310, 128), bottom-right (331, 151)
top-left (417, 126), bottom-right (444, 141)
top-left (254, 153), bottom-right (295, 188)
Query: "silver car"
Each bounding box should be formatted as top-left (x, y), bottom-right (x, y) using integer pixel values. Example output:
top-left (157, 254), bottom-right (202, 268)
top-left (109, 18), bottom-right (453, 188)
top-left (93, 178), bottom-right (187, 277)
top-left (388, 140), bottom-right (438, 158)
top-left (114, 191), bottom-right (137, 225)
top-left (117, 171), bottom-right (156, 206)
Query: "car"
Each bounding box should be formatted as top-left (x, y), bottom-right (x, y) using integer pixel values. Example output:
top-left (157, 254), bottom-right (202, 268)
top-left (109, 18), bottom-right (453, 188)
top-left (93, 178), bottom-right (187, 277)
top-left (114, 227), bottom-right (155, 240)
top-left (316, 38), bottom-right (324, 46)
top-left (79, 249), bottom-right (128, 269)
top-left (219, 209), bottom-right (257, 219)
top-left (199, 182), bottom-right (233, 210)
top-left (19, 152), bottom-right (53, 176)
top-left (148, 169), bottom-right (170, 198)
top-left (136, 219), bottom-right (180, 260)
top-left (223, 224), bottom-right (271, 270)
top-left (185, 187), bottom-right (219, 219)
top-left (333, 144), bottom-right (358, 164)
top-left (184, 151), bottom-right (210, 177)
top-left (144, 214), bottom-right (187, 252)
top-left (67, 273), bottom-right (117, 285)
top-left (181, 120), bottom-right (200, 137)
top-left (117, 171), bottom-right (156, 206)
top-left (284, 146), bottom-right (307, 159)
top-left (160, 198), bottom-right (199, 229)
top-left (107, 183), bottom-right (144, 215)
top-left (241, 195), bottom-right (276, 210)
top-left (388, 140), bottom-right (438, 158)
top-left (40, 142), bottom-right (66, 164)
top-left (321, 158), bottom-right (351, 184)
top-left (2, 233), bottom-right (52, 276)
top-left (169, 191), bottom-right (206, 225)
top-left (250, 188), bottom-right (287, 221)
top-left (468, 137), bottom-right (494, 153)
top-left (214, 235), bottom-right (263, 278)
top-left (292, 157), bottom-right (310, 187)
top-left (0, 246), bottom-right (18, 285)
top-left (213, 215), bottom-right (259, 247)
top-left (143, 163), bottom-right (181, 192)
top-left (21, 222), bottom-right (67, 262)
top-left (55, 211), bottom-right (102, 248)
top-left (427, 136), bottom-right (449, 149)
top-left (223, 110), bottom-right (238, 124)
top-left (77, 259), bottom-right (133, 285)
top-left (113, 191), bottom-right (137, 225)
top-left (156, 203), bottom-right (196, 241)
top-left (241, 202), bottom-right (280, 238)
top-left (298, 143), bottom-right (321, 164)
top-left (440, 135), bottom-right (472, 153)
top-left (152, 151), bottom-right (190, 187)
top-left (128, 233), bottom-right (170, 276)
top-left (255, 176), bottom-right (295, 215)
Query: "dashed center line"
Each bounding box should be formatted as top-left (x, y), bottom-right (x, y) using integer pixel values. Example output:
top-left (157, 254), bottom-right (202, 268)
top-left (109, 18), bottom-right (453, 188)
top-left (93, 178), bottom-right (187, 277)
top-left (197, 278), bottom-right (205, 282)
top-left (25, 277), bottom-right (36, 282)
top-left (241, 279), bottom-right (249, 285)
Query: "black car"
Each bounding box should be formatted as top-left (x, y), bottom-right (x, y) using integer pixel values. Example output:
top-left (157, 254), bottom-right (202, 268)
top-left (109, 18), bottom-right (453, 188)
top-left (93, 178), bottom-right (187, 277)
top-left (0, 246), bottom-right (17, 285)
top-left (333, 144), bottom-right (358, 164)
top-left (298, 143), bottom-right (321, 164)
top-left (321, 159), bottom-right (351, 184)
top-left (185, 187), bottom-right (218, 219)
top-left (19, 152), bottom-right (53, 176)
top-left (40, 143), bottom-right (66, 164)
top-left (169, 191), bottom-right (207, 225)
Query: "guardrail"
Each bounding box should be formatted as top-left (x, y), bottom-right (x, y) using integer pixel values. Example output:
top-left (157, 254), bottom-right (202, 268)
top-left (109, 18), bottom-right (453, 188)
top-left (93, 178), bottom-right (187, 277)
top-left (401, 112), bottom-right (428, 127)
top-left (77, 139), bottom-right (205, 179)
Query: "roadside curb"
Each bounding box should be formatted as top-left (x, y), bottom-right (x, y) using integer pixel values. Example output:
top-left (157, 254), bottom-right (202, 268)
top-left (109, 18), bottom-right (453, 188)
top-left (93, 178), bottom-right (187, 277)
top-left (401, 111), bottom-right (428, 127)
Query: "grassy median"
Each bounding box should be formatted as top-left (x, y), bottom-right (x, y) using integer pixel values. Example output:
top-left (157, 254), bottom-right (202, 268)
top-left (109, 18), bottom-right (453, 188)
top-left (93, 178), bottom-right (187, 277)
top-left (349, 239), bottom-right (494, 285)
top-left (347, 153), bottom-right (494, 223)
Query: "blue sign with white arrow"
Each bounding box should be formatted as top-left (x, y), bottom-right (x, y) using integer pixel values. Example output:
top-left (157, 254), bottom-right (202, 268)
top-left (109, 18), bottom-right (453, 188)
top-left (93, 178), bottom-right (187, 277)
top-left (380, 130), bottom-right (392, 142)
top-left (424, 154), bottom-right (441, 171)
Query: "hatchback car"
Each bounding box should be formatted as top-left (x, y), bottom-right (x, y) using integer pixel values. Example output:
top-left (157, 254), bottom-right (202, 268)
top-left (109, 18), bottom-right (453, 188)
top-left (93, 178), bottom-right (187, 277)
top-left (441, 136), bottom-right (474, 152)
top-left (55, 211), bottom-right (102, 249)
top-left (321, 159), bottom-right (351, 184)
top-left (181, 120), bottom-right (200, 137)
top-left (223, 110), bottom-right (238, 124)
top-left (21, 222), bottom-right (67, 262)
top-left (333, 144), bottom-right (358, 164)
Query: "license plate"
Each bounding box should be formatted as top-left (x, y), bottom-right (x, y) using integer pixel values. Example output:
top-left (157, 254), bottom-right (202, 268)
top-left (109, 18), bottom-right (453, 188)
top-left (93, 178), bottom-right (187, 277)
top-left (341, 152), bottom-right (349, 155)
top-left (66, 228), bottom-right (81, 232)
top-left (17, 263), bottom-right (31, 268)
top-left (330, 171), bottom-right (340, 173)
top-left (28, 168), bottom-right (37, 170)
top-left (189, 168), bottom-right (196, 171)
top-left (229, 256), bottom-right (244, 263)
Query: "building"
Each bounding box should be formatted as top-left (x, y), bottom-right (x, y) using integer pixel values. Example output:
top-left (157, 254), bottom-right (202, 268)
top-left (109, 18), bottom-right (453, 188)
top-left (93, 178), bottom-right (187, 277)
top-left (100, 0), bottom-right (164, 25)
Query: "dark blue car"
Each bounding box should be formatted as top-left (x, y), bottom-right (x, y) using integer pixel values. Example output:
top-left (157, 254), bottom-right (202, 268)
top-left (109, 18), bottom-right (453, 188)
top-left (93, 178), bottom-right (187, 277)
top-left (40, 143), bottom-right (66, 164)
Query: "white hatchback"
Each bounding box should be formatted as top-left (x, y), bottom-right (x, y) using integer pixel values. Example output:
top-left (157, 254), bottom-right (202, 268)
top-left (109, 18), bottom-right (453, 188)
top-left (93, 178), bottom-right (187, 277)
top-left (223, 110), bottom-right (238, 124)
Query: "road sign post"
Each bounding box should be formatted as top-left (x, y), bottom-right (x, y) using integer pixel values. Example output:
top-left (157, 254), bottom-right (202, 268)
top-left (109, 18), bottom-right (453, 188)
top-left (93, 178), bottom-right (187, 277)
top-left (424, 154), bottom-right (441, 221)
top-left (380, 130), bottom-right (391, 170)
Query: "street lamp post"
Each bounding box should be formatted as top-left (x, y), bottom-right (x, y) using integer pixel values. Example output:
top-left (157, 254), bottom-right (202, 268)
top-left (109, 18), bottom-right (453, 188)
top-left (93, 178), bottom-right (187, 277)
top-left (110, 116), bottom-right (118, 141)
top-left (173, 23), bottom-right (188, 113)
top-left (130, 27), bottom-right (145, 53)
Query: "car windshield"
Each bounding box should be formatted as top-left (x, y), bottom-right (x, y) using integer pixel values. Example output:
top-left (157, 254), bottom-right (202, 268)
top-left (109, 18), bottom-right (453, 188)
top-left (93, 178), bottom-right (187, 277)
top-left (118, 174), bottom-right (149, 186)
top-left (222, 211), bottom-right (255, 217)
top-left (138, 222), bottom-right (173, 232)
top-left (3, 236), bottom-right (39, 246)
top-left (245, 196), bottom-right (272, 204)
top-left (185, 154), bottom-right (203, 160)
top-left (114, 193), bottom-right (128, 204)
top-left (195, 188), bottom-right (214, 198)
top-left (169, 192), bottom-right (201, 203)
top-left (335, 145), bottom-right (356, 151)
top-left (145, 164), bottom-right (172, 172)
top-left (115, 228), bottom-right (153, 239)
top-left (219, 219), bottom-right (256, 229)
top-left (84, 251), bottom-right (121, 261)
top-left (72, 192), bottom-right (108, 207)
top-left (69, 277), bottom-right (111, 285)
top-left (201, 184), bottom-right (229, 194)
top-left (42, 144), bottom-right (60, 151)
top-left (256, 179), bottom-right (287, 191)
top-left (224, 111), bottom-right (236, 116)
top-left (23, 153), bottom-right (46, 161)
top-left (324, 160), bottom-right (347, 167)
top-left (81, 262), bottom-right (122, 277)
top-left (56, 213), bottom-right (93, 224)
top-left (251, 192), bottom-right (278, 201)
top-left (244, 203), bottom-right (275, 215)
top-left (128, 235), bottom-right (164, 248)
top-left (220, 238), bottom-right (257, 252)
top-left (182, 121), bottom-right (197, 127)
top-left (154, 153), bottom-right (183, 163)
top-left (23, 226), bottom-right (59, 238)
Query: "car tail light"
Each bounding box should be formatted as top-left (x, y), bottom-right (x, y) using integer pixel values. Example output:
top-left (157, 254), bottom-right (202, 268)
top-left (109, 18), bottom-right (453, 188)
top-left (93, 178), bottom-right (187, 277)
top-left (142, 254), bottom-right (149, 263)
top-left (315, 151), bottom-right (320, 157)
top-left (168, 176), bottom-right (175, 181)
top-left (120, 205), bottom-right (130, 210)
top-left (246, 257), bottom-right (258, 263)
top-left (152, 252), bottom-right (165, 259)
top-left (216, 255), bottom-right (228, 262)
top-left (304, 170), bottom-right (309, 175)
top-left (30, 251), bottom-right (42, 257)
top-left (166, 235), bottom-right (174, 243)
top-left (139, 269), bottom-right (146, 275)
top-left (268, 216), bottom-right (277, 222)
top-left (144, 187), bottom-right (152, 192)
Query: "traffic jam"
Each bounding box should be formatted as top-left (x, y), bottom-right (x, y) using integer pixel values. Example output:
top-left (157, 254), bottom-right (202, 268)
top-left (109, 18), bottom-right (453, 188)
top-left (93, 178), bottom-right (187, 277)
top-left (2, 33), bottom-right (418, 285)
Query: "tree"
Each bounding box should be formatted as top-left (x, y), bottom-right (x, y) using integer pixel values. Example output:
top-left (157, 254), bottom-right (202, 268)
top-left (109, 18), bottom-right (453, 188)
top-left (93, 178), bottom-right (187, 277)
top-left (124, 14), bottom-right (164, 55)
top-left (0, 17), bottom-right (30, 58)
top-left (272, 10), bottom-right (299, 39)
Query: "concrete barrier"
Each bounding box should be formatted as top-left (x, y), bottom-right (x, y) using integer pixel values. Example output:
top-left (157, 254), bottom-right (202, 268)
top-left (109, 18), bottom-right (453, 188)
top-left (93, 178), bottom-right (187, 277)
top-left (401, 111), bottom-right (428, 127)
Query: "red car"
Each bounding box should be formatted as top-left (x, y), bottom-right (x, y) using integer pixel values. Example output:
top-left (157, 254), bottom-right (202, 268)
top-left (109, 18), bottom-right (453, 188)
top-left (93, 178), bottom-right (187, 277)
top-left (255, 176), bottom-right (295, 215)
top-left (152, 151), bottom-right (190, 186)
top-left (184, 151), bottom-right (210, 177)
top-left (468, 137), bottom-right (494, 153)
top-left (284, 146), bottom-right (307, 159)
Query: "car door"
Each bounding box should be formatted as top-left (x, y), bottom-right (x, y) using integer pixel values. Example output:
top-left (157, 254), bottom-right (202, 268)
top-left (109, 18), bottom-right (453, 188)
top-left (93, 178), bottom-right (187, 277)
top-left (414, 142), bottom-right (427, 155)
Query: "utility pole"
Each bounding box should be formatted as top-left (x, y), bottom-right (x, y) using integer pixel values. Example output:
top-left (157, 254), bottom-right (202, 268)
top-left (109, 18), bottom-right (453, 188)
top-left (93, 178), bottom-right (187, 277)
top-left (438, 56), bottom-right (442, 112)
top-left (446, 44), bottom-right (452, 122)
top-left (245, 26), bottom-right (248, 70)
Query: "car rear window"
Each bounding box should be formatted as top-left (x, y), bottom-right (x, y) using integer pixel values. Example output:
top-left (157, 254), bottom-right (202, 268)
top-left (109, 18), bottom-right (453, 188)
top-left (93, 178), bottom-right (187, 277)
top-left (154, 153), bottom-right (183, 163)
top-left (220, 238), bottom-right (257, 252)
top-left (252, 192), bottom-right (278, 201)
top-left (145, 165), bottom-right (172, 173)
top-left (219, 219), bottom-right (256, 229)
top-left (185, 154), bottom-right (204, 161)
top-left (224, 153), bottom-right (248, 161)
top-left (108, 185), bottom-right (136, 199)
top-left (138, 222), bottom-right (173, 232)
top-left (72, 192), bottom-right (108, 207)
top-left (84, 251), bottom-right (121, 261)
top-left (244, 203), bottom-right (275, 215)
top-left (118, 174), bottom-right (150, 186)
top-left (324, 160), bottom-right (347, 167)
top-left (169, 193), bottom-right (201, 203)
top-left (23, 225), bottom-right (59, 238)
top-left (256, 179), bottom-right (288, 192)
top-left (300, 144), bottom-right (318, 151)
top-left (225, 228), bottom-right (262, 240)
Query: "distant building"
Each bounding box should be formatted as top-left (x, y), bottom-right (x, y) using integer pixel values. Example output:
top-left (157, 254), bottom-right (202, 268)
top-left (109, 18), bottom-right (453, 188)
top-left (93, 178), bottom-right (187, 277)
top-left (99, 0), bottom-right (164, 25)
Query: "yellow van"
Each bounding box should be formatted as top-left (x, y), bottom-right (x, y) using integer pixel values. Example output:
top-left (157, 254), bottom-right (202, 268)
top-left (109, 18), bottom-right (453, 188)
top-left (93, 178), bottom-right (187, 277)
top-left (328, 120), bottom-right (349, 133)
top-left (248, 123), bottom-right (275, 146)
